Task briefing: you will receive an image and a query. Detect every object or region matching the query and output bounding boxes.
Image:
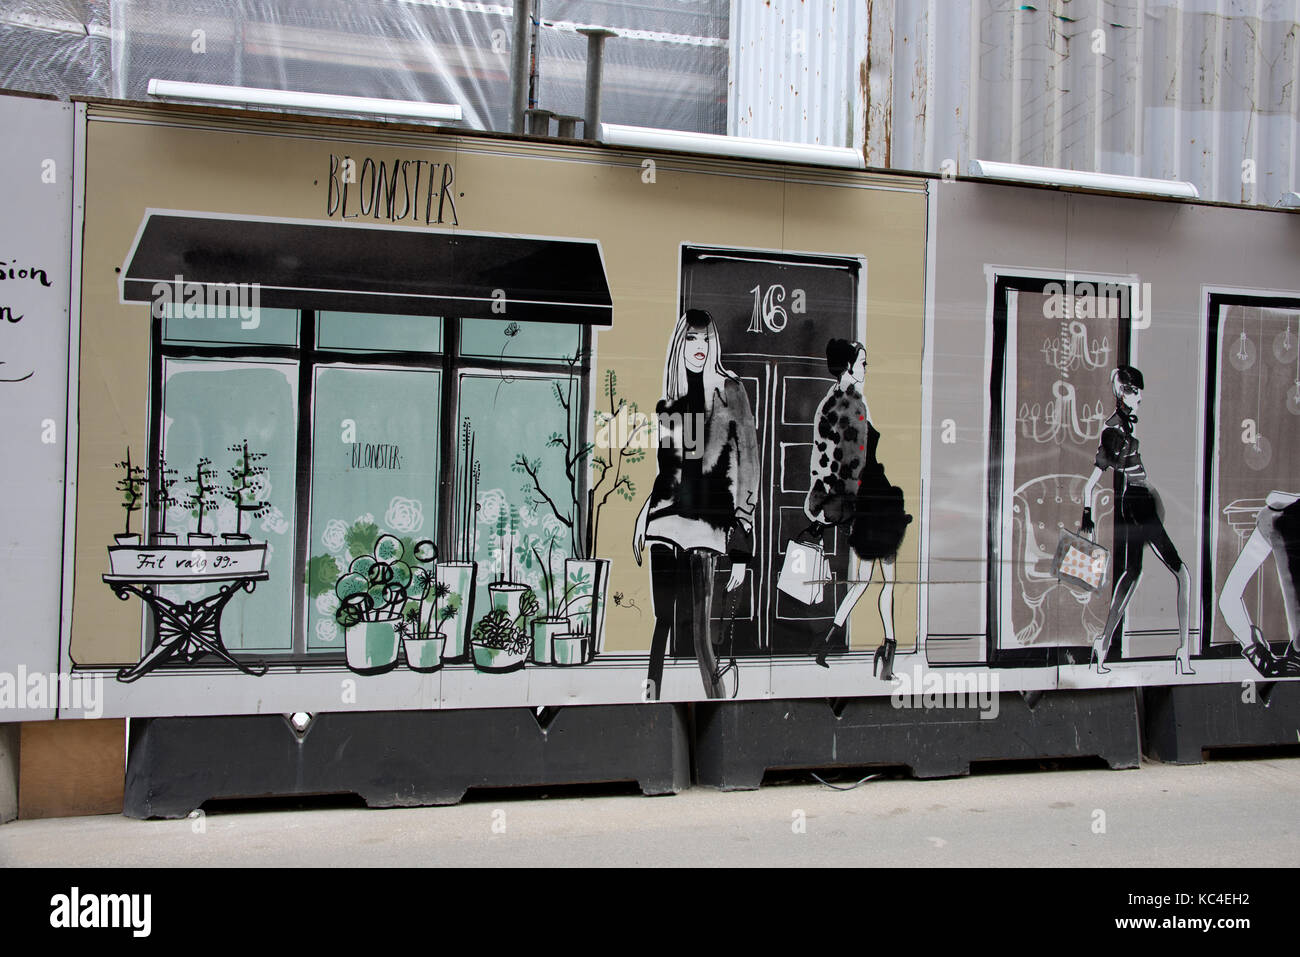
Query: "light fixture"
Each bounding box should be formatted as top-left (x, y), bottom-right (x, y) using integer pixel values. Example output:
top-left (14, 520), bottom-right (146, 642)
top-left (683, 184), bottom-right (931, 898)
top-left (967, 159), bottom-right (1199, 199)
top-left (599, 123), bottom-right (865, 170)
top-left (147, 79), bottom-right (463, 123)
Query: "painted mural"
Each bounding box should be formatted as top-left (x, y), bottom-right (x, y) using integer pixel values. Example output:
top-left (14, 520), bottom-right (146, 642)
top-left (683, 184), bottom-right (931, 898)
top-left (6, 98), bottom-right (1296, 720)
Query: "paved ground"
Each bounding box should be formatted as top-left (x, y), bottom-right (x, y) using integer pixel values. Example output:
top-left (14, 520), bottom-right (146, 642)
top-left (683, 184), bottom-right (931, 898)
top-left (2, 756), bottom-right (1297, 867)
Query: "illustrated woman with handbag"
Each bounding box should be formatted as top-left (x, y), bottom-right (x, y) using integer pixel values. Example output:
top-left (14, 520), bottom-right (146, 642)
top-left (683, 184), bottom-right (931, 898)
top-left (804, 339), bottom-right (912, 678)
top-left (633, 309), bottom-right (759, 700)
top-left (1081, 365), bottom-right (1193, 674)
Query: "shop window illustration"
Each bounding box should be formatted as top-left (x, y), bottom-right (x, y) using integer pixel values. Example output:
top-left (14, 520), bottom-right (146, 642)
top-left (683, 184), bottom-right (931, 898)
top-left (1203, 298), bottom-right (1300, 675)
top-left (987, 276), bottom-right (1132, 662)
top-left (114, 211), bottom-right (614, 679)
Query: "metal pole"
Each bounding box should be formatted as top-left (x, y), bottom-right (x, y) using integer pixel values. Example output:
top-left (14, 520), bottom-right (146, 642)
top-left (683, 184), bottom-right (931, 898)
top-left (578, 27), bottom-right (617, 140)
top-left (509, 0), bottom-right (535, 134)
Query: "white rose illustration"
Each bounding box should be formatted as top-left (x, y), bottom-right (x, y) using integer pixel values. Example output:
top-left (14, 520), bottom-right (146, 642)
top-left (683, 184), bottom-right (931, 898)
top-left (477, 488), bottom-right (507, 526)
top-left (315, 619), bottom-right (338, 643)
top-left (316, 593), bottom-right (340, 616)
top-left (321, 519), bottom-right (348, 553)
top-left (260, 504), bottom-right (289, 536)
top-left (384, 496), bottom-right (424, 534)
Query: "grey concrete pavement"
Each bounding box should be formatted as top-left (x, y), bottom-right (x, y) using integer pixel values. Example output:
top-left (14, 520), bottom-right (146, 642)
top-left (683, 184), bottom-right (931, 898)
top-left (1, 757), bottom-right (1297, 867)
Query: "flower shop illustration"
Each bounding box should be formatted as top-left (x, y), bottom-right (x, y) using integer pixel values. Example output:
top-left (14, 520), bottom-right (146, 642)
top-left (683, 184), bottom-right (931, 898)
top-left (107, 348), bottom-right (646, 680)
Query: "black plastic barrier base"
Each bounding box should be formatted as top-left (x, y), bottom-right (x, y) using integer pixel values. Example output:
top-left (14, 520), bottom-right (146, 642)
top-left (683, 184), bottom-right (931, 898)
top-left (693, 689), bottom-right (1142, 788)
top-left (1142, 680), bottom-right (1300, 764)
top-left (124, 705), bottom-right (690, 819)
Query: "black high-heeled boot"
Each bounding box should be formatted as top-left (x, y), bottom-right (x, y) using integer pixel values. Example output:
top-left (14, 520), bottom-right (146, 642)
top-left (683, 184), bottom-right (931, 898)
top-left (873, 637), bottom-right (897, 680)
top-left (810, 622), bottom-right (844, 668)
top-left (1243, 626), bottom-right (1280, 678)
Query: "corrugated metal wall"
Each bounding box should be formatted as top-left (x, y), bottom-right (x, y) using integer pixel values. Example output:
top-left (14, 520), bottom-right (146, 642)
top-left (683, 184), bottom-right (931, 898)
top-left (732, 0), bottom-right (1300, 206)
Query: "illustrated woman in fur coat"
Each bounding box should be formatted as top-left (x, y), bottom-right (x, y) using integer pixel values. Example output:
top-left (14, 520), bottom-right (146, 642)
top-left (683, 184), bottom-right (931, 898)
top-left (633, 309), bottom-right (759, 700)
top-left (804, 339), bottom-right (912, 679)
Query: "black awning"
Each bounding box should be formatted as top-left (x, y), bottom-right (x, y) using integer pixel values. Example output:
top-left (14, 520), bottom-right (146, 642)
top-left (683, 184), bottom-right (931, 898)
top-left (120, 212), bottom-right (613, 326)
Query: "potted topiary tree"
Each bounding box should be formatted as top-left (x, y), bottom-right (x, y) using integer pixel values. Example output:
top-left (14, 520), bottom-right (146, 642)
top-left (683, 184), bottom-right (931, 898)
top-left (222, 439), bottom-right (272, 543)
top-left (184, 456), bottom-right (220, 545)
top-left (114, 447), bottom-right (147, 546)
top-left (149, 455), bottom-right (180, 545)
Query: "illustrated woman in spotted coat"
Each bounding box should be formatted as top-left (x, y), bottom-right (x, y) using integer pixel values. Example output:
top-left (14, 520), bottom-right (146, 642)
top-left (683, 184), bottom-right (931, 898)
top-left (1081, 365), bottom-right (1193, 674)
top-left (805, 339), bottom-right (912, 678)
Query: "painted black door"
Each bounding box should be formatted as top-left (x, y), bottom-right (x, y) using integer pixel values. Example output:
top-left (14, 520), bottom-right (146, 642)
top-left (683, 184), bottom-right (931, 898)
top-left (680, 246), bottom-right (861, 655)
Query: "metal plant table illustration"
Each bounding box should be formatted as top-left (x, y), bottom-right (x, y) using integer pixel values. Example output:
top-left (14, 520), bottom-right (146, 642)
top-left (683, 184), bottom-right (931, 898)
top-left (103, 543), bottom-right (270, 682)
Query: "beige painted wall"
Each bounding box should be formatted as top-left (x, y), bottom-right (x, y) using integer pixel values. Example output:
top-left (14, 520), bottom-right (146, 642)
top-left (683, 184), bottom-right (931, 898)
top-left (72, 104), bottom-right (927, 666)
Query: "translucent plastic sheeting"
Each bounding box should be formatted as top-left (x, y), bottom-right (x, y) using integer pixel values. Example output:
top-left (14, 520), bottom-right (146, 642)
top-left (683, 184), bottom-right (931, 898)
top-left (537, 1), bottom-right (727, 132)
top-left (0, 1), bottom-right (111, 99)
top-left (0, 0), bottom-right (729, 134)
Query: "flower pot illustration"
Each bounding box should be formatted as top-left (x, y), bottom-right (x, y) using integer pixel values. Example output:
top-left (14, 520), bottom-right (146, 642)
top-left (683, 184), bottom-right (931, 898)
top-left (563, 558), bottom-right (610, 661)
top-left (552, 633), bottom-right (589, 667)
top-left (186, 533), bottom-right (214, 546)
top-left (222, 532), bottom-right (252, 543)
top-left (471, 643), bottom-right (528, 673)
top-left (433, 562), bottom-right (476, 663)
top-left (489, 581), bottom-right (531, 621)
top-left (344, 618), bottom-right (400, 674)
top-left (470, 606), bottom-right (533, 674)
top-left (151, 532), bottom-right (178, 546)
top-left (530, 616), bottom-right (570, 665)
top-left (114, 533), bottom-right (140, 546)
top-left (403, 633), bottom-right (446, 673)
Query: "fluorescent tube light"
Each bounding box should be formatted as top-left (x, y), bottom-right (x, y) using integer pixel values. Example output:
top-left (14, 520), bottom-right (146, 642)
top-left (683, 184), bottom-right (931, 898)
top-left (147, 79), bottom-right (463, 123)
top-left (600, 123), bottom-right (865, 169)
top-left (967, 159), bottom-right (1199, 199)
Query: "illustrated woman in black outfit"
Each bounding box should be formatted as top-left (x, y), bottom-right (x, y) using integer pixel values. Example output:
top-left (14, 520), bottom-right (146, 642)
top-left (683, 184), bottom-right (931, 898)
top-left (805, 339), bottom-right (912, 678)
top-left (1081, 365), bottom-right (1194, 674)
top-left (633, 309), bottom-right (759, 700)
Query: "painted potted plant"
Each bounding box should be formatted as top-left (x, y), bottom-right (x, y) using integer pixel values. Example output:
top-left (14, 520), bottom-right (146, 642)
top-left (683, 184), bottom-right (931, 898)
top-left (527, 524), bottom-right (570, 665)
top-left (512, 363), bottom-right (646, 661)
top-left (470, 588), bottom-right (537, 673)
top-left (184, 456), bottom-right (220, 545)
top-left (149, 455), bottom-right (180, 545)
top-left (403, 551), bottom-right (455, 673)
top-left (437, 420), bottom-right (480, 663)
top-left (334, 533), bottom-right (412, 674)
top-left (551, 631), bottom-right (589, 667)
top-left (222, 439), bottom-right (271, 543)
top-left (113, 447), bottom-right (147, 546)
top-left (486, 503), bottom-right (534, 628)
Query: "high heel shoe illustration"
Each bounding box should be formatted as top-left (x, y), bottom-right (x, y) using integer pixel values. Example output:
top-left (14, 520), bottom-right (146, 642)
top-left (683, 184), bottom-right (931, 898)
top-left (1241, 626), bottom-right (1278, 677)
top-left (810, 622), bottom-right (844, 668)
top-left (1089, 637), bottom-right (1110, 674)
top-left (873, 637), bottom-right (897, 680)
top-left (1173, 641), bottom-right (1196, 676)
